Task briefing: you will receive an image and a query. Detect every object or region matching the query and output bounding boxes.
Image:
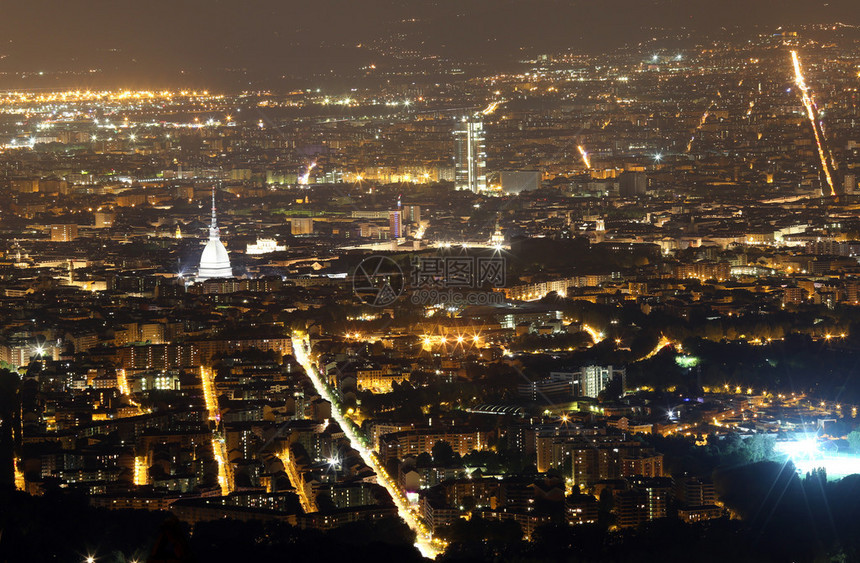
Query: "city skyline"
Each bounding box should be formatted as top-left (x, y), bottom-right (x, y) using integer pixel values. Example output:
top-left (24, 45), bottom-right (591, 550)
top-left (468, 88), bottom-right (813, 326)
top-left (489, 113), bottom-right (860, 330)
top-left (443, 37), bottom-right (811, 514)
top-left (3, 5), bottom-right (860, 563)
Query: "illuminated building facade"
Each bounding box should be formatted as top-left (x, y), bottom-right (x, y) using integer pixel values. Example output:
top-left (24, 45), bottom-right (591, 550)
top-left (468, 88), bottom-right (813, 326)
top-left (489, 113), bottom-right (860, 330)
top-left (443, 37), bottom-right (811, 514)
top-left (454, 117), bottom-right (486, 193)
top-left (197, 190), bottom-right (233, 280)
top-left (389, 207), bottom-right (403, 239)
top-left (246, 238), bottom-right (286, 255)
top-left (582, 365), bottom-right (625, 398)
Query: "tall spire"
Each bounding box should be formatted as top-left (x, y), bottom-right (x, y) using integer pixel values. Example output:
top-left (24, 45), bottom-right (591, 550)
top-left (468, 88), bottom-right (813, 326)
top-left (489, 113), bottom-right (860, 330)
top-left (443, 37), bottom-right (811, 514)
top-left (209, 187), bottom-right (219, 240)
top-left (198, 186), bottom-right (233, 280)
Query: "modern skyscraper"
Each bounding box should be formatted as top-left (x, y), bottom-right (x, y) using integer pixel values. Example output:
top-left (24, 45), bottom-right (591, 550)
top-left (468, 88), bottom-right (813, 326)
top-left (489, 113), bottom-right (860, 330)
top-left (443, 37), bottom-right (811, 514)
top-left (197, 189), bottom-right (233, 280)
top-left (389, 197), bottom-right (403, 239)
top-left (454, 117), bottom-right (486, 193)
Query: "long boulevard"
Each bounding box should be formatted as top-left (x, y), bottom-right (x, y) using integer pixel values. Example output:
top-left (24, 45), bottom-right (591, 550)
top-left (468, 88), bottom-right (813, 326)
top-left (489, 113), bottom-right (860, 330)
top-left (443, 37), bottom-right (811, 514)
top-left (201, 366), bottom-right (234, 495)
top-left (291, 333), bottom-right (444, 559)
top-left (278, 448), bottom-right (316, 514)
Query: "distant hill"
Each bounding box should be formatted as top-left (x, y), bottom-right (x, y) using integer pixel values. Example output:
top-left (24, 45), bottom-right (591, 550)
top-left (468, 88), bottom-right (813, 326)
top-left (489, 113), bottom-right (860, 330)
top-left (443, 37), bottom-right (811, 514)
top-left (0, 0), bottom-right (857, 89)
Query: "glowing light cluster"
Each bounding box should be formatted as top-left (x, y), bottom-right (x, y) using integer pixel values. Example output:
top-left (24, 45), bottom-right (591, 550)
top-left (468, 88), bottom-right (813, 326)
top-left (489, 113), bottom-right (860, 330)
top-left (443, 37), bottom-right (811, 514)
top-left (581, 324), bottom-right (605, 344)
top-left (200, 366), bottom-right (233, 494)
top-left (643, 335), bottom-right (678, 359)
top-left (0, 89), bottom-right (218, 106)
top-left (133, 456), bottom-right (148, 486)
top-left (14, 457), bottom-right (25, 491)
top-left (292, 334), bottom-right (444, 558)
top-left (213, 436), bottom-right (230, 493)
top-left (421, 333), bottom-right (483, 350)
top-left (675, 355), bottom-right (700, 368)
top-left (775, 436), bottom-right (860, 480)
top-left (791, 51), bottom-right (836, 196)
top-left (577, 145), bottom-right (592, 170)
top-left (116, 368), bottom-right (130, 396)
top-left (298, 161), bottom-right (317, 185)
top-left (686, 103), bottom-right (714, 153)
top-left (481, 100), bottom-right (504, 115)
top-left (200, 367), bottom-right (219, 422)
top-left (277, 448), bottom-right (316, 514)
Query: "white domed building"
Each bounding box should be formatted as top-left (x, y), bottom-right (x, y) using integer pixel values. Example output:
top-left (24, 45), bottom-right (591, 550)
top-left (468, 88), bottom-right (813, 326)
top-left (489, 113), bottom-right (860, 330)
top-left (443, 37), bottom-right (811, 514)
top-left (197, 190), bottom-right (233, 280)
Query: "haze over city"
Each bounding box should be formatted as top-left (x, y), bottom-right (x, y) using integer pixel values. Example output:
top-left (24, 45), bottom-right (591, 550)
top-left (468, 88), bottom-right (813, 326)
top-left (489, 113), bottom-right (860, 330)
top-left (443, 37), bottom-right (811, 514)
top-left (1, 0), bottom-right (859, 87)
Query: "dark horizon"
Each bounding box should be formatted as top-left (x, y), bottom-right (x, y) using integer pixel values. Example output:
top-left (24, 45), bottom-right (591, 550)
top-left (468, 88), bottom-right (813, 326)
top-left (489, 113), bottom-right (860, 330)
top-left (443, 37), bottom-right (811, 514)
top-left (1, 0), bottom-right (858, 90)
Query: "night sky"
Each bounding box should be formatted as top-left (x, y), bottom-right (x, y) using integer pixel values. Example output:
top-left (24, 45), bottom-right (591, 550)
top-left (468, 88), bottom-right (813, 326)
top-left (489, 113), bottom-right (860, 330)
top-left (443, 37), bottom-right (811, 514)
top-left (0, 0), bottom-right (857, 88)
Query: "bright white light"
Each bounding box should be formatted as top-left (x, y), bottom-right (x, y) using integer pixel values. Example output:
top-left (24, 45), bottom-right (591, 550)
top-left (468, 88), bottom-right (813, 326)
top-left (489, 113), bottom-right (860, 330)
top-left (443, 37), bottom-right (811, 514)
top-left (778, 437), bottom-right (819, 460)
top-left (776, 436), bottom-right (860, 480)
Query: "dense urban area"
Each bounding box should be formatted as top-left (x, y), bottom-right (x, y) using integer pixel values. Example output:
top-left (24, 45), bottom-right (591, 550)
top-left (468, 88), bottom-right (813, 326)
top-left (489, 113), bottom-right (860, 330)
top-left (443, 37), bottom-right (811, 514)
top-left (3, 18), bottom-right (860, 563)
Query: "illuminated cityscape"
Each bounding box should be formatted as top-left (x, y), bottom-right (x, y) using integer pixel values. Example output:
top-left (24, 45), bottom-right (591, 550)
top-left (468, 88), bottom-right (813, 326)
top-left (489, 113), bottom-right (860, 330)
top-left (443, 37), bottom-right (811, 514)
top-left (2, 2), bottom-right (860, 562)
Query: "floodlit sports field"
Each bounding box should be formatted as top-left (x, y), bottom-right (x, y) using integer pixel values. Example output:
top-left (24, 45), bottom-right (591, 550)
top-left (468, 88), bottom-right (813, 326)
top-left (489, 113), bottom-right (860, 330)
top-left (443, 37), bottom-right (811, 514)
top-left (776, 439), bottom-right (860, 481)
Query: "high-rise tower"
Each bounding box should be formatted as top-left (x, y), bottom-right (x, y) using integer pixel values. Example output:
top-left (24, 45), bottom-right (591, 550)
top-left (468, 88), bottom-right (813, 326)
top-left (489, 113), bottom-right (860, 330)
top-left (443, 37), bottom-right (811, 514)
top-left (454, 117), bottom-right (486, 193)
top-left (389, 196), bottom-right (403, 239)
top-left (197, 189), bottom-right (233, 280)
